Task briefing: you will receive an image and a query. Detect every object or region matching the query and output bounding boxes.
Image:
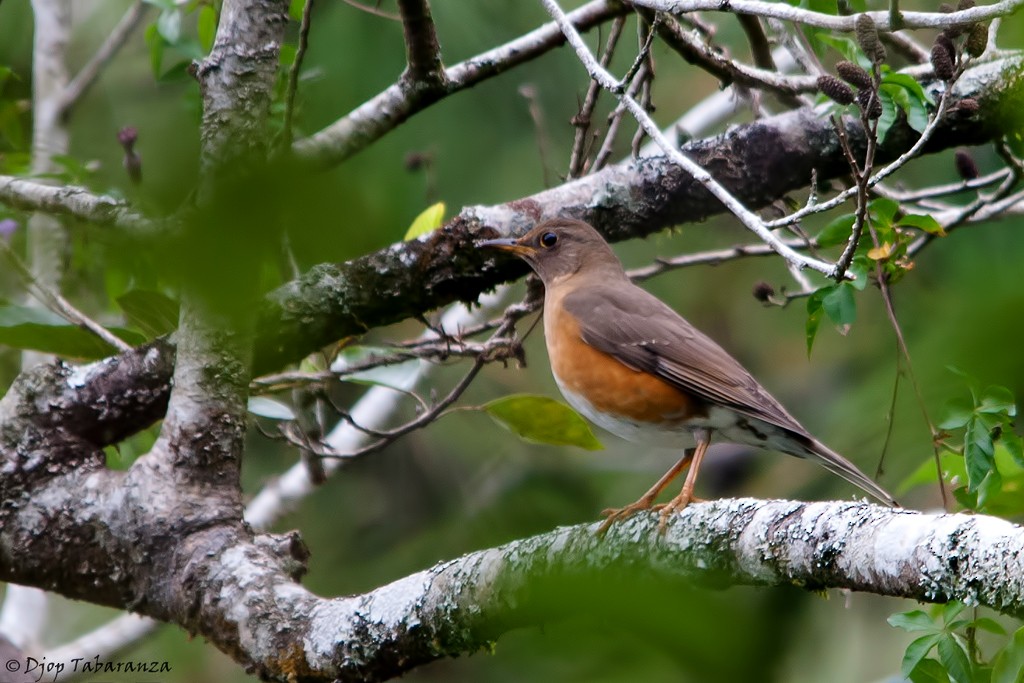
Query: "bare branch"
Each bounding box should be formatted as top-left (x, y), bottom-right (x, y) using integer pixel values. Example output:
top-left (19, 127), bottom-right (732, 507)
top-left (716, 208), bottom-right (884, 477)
top-left (58, 1), bottom-right (149, 117)
top-left (633, 0), bottom-right (1024, 32)
top-left (292, 0), bottom-right (627, 167)
top-left (541, 0), bottom-right (836, 275)
top-left (0, 175), bottom-right (150, 231)
top-left (282, 0), bottom-right (315, 147)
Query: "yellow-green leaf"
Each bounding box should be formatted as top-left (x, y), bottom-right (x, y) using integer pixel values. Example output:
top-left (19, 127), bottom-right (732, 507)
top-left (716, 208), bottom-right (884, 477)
top-left (483, 394), bottom-right (603, 450)
top-left (404, 202), bottom-right (445, 241)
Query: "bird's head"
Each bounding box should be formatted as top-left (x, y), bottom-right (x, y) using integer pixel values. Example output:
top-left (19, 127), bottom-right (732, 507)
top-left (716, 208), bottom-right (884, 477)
top-left (477, 218), bottom-right (624, 285)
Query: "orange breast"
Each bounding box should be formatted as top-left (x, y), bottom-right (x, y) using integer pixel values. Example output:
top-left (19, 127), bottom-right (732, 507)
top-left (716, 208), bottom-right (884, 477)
top-left (544, 297), bottom-right (699, 424)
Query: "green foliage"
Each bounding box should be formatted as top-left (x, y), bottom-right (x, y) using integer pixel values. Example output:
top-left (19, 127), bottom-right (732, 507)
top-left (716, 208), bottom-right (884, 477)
top-left (890, 602), bottom-right (1024, 683)
top-left (482, 394), bottom-right (604, 451)
top-left (143, 0), bottom-right (212, 80)
top-left (938, 379), bottom-right (1022, 510)
top-left (247, 396), bottom-right (296, 420)
top-left (0, 303), bottom-right (143, 359)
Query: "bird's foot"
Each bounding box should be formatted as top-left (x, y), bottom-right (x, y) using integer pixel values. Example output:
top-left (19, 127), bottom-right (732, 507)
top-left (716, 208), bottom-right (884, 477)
top-left (653, 493), bottom-right (704, 534)
top-left (596, 497), bottom-right (657, 535)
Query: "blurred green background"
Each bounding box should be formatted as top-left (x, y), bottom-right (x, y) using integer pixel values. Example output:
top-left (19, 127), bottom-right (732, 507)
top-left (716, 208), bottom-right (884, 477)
top-left (1, 1), bottom-right (1022, 681)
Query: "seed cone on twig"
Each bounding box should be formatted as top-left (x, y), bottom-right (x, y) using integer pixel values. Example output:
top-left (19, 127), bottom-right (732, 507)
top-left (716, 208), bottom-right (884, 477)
top-left (857, 89), bottom-right (883, 118)
top-left (836, 60), bottom-right (872, 89)
top-left (931, 41), bottom-right (955, 80)
top-left (966, 23), bottom-right (988, 57)
top-left (952, 97), bottom-right (980, 114)
top-left (855, 14), bottom-right (886, 64)
top-left (955, 149), bottom-right (979, 180)
top-left (818, 75), bottom-right (856, 105)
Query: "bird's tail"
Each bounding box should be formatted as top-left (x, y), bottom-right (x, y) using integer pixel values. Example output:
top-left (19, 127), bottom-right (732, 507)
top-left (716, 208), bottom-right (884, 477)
top-left (803, 438), bottom-right (899, 507)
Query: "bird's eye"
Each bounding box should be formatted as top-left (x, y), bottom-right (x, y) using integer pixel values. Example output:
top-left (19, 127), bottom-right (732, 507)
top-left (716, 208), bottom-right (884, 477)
top-left (540, 231), bottom-right (558, 248)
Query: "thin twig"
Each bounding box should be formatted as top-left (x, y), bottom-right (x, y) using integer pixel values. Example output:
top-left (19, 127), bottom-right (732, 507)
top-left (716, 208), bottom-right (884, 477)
top-left (282, 0), bottom-right (315, 147)
top-left (341, 0), bottom-right (400, 20)
top-left (58, 1), bottom-right (149, 118)
top-left (542, 0), bottom-right (836, 275)
top-left (0, 241), bottom-right (131, 352)
top-left (568, 16), bottom-right (625, 178)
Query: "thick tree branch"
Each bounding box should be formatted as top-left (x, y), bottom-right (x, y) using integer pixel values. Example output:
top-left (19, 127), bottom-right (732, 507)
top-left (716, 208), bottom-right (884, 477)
top-left (0, 175), bottom-right (149, 230)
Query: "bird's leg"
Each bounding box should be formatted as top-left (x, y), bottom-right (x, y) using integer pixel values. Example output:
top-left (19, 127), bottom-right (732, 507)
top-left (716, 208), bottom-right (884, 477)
top-left (596, 449), bottom-right (694, 535)
top-left (656, 429), bottom-right (711, 533)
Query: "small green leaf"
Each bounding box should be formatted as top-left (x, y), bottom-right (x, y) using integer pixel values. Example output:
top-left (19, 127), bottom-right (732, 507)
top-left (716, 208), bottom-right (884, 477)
top-left (805, 288), bottom-right (828, 356)
top-left (1003, 432), bottom-right (1024, 468)
top-left (822, 281), bottom-right (856, 328)
top-left (902, 633), bottom-right (944, 678)
top-left (198, 5), bottom-right (217, 53)
top-left (940, 601), bottom-right (967, 625)
top-left (483, 394), bottom-right (604, 450)
top-left (939, 397), bottom-right (975, 430)
top-left (116, 289), bottom-right (180, 339)
top-left (817, 214), bottom-right (856, 248)
top-left (896, 450), bottom-right (965, 495)
top-left (899, 213), bottom-right (946, 236)
top-left (0, 304), bottom-right (143, 359)
top-left (883, 72), bottom-right (935, 105)
top-left (936, 634), bottom-right (973, 683)
top-left (869, 198), bottom-right (900, 225)
top-left (144, 23), bottom-right (165, 77)
top-left (248, 396), bottom-right (296, 420)
top-left (976, 468), bottom-right (1003, 508)
top-left (404, 202), bottom-right (446, 241)
top-left (877, 88), bottom-right (898, 142)
top-left (889, 610), bottom-right (939, 633)
top-left (909, 658), bottom-right (952, 683)
top-left (971, 617), bottom-right (1008, 636)
top-left (992, 626), bottom-right (1024, 683)
top-left (156, 8), bottom-right (182, 43)
top-left (289, 0), bottom-right (306, 21)
top-left (965, 417), bottom-right (996, 491)
top-left (980, 386), bottom-right (1017, 416)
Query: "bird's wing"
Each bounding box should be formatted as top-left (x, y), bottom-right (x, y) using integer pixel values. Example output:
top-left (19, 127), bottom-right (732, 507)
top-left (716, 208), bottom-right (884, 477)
top-left (561, 281), bottom-right (808, 436)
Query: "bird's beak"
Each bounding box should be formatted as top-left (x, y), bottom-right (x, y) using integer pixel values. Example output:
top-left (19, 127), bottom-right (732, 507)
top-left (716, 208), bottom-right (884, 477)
top-left (477, 237), bottom-right (534, 257)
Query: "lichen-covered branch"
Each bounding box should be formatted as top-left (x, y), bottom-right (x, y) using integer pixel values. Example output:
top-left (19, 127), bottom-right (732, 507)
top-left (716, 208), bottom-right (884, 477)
top-left (0, 174), bottom-right (149, 230)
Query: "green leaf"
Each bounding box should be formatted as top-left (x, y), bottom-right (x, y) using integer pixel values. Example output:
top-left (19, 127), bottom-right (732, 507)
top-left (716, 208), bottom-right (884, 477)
top-left (817, 214), bottom-right (855, 248)
top-left (247, 396), bottom-right (296, 420)
top-left (937, 634), bottom-right (973, 683)
top-left (877, 88), bottom-right (899, 142)
top-left (977, 468), bottom-right (1003, 508)
top-left (992, 626), bottom-right (1024, 683)
top-left (116, 289), bottom-right (180, 339)
top-left (0, 304), bottom-right (143, 359)
top-left (941, 601), bottom-right (967, 625)
top-left (156, 8), bottom-right (181, 44)
top-left (902, 633), bottom-right (944, 678)
top-left (869, 198), bottom-right (900, 226)
top-left (897, 450), bottom-right (965, 495)
top-left (883, 72), bottom-right (935, 105)
top-left (822, 281), bottom-right (856, 328)
top-left (899, 213), bottom-right (946, 236)
top-left (965, 417), bottom-right (996, 491)
top-left (971, 618), bottom-right (1007, 636)
top-left (939, 397), bottom-right (975, 430)
top-left (813, 34), bottom-right (872, 69)
top-left (910, 658), bottom-right (953, 683)
top-left (289, 0), bottom-right (306, 21)
top-left (144, 23), bottom-right (165, 77)
top-left (1003, 432), bottom-right (1024, 469)
top-left (197, 5), bottom-right (217, 53)
top-left (980, 386), bottom-right (1017, 416)
top-left (483, 394), bottom-right (604, 451)
top-left (889, 610), bottom-right (939, 633)
top-left (404, 202), bottom-right (446, 241)
top-left (805, 287), bottom-right (828, 356)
